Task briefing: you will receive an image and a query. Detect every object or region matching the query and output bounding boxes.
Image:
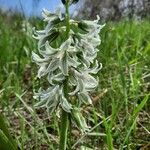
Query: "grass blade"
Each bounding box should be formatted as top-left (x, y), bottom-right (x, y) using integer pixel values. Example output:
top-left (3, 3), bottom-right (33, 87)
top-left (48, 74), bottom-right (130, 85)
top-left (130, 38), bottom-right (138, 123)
top-left (120, 94), bottom-right (149, 149)
top-left (103, 116), bottom-right (113, 150)
top-left (0, 114), bottom-right (17, 150)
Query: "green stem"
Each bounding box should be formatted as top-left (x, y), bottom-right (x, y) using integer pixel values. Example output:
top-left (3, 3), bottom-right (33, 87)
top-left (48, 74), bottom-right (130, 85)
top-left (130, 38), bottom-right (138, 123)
top-left (59, 1), bottom-right (70, 150)
top-left (59, 78), bottom-right (69, 150)
top-left (59, 105), bottom-right (69, 150)
top-left (65, 0), bottom-right (70, 38)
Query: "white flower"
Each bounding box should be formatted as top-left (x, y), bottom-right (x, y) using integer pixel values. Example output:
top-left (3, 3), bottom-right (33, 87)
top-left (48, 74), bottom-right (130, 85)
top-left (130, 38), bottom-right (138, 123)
top-left (42, 8), bottom-right (62, 22)
top-left (32, 9), bottom-right (104, 113)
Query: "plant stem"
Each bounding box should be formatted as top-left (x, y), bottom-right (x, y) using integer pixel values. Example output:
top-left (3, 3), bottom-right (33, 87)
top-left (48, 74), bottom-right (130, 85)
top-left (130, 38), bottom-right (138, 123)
top-left (59, 77), bottom-right (69, 150)
top-left (65, 0), bottom-right (70, 38)
top-left (59, 1), bottom-right (70, 150)
top-left (59, 104), bottom-right (69, 150)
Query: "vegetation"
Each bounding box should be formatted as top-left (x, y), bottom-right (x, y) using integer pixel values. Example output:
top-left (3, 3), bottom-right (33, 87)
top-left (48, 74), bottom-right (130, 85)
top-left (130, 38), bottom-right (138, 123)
top-left (0, 8), bottom-right (150, 149)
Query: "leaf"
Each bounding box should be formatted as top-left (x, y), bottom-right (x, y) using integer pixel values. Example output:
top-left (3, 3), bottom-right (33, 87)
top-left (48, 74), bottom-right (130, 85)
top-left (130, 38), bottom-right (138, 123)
top-left (0, 130), bottom-right (17, 150)
top-left (121, 95), bottom-right (149, 149)
top-left (103, 116), bottom-right (114, 150)
top-left (0, 114), bottom-right (17, 150)
top-left (132, 95), bottom-right (149, 118)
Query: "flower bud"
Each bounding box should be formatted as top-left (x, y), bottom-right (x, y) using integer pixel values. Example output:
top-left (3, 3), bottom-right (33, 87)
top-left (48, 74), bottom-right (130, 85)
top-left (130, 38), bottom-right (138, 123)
top-left (61, 0), bottom-right (79, 5)
top-left (61, 0), bottom-right (66, 5)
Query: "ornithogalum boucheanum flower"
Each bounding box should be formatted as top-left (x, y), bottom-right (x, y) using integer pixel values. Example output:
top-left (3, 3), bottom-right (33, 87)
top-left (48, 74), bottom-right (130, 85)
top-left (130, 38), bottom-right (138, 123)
top-left (32, 8), bottom-right (104, 128)
top-left (32, 1), bottom-right (104, 149)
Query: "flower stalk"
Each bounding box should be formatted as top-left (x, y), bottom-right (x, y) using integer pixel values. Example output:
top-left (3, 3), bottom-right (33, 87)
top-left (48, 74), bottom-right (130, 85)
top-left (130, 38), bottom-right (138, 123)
top-left (59, 78), bottom-right (69, 150)
top-left (65, 0), bottom-right (70, 38)
top-left (59, 1), bottom-right (71, 149)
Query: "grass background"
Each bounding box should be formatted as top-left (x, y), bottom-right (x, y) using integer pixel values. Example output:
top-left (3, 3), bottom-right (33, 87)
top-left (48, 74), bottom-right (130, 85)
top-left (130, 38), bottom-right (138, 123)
top-left (0, 12), bottom-right (150, 149)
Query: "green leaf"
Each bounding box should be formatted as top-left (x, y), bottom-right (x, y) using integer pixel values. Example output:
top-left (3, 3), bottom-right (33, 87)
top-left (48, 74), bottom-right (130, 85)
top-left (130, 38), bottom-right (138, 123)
top-left (102, 116), bottom-right (113, 150)
top-left (0, 129), bottom-right (17, 150)
top-left (0, 114), bottom-right (17, 150)
top-left (120, 95), bottom-right (149, 149)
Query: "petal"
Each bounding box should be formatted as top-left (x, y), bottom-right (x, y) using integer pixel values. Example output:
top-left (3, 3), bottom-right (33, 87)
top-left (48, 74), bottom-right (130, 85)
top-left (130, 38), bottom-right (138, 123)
top-left (71, 108), bottom-right (89, 133)
top-left (38, 64), bottom-right (47, 78)
top-left (60, 88), bottom-right (72, 112)
top-left (32, 51), bottom-right (49, 63)
top-left (68, 54), bottom-right (81, 68)
top-left (59, 52), bottom-right (68, 75)
top-left (78, 91), bottom-right (92, 104)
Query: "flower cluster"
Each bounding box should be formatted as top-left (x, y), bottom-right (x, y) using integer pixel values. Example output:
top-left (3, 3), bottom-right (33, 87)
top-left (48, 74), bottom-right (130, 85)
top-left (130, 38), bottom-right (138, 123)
top-left (32, 9), bottom-right (104, 116)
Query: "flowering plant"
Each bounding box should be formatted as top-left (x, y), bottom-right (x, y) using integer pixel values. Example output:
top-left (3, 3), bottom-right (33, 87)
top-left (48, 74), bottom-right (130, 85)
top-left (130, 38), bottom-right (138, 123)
top-left (32, 0), bottom-right (104, 149)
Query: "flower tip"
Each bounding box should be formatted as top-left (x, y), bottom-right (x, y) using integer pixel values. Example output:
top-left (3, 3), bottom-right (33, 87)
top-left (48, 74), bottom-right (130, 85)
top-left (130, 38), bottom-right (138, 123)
top-left (33, 95), bottom-right (37, 99)
top-left (37, 74), bottom-right (41, 79)
top-left (96, 15), bottom-right (100, 21)
top-left (42, 8), bottom-right (49, 14)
